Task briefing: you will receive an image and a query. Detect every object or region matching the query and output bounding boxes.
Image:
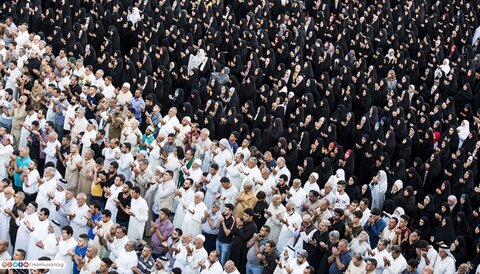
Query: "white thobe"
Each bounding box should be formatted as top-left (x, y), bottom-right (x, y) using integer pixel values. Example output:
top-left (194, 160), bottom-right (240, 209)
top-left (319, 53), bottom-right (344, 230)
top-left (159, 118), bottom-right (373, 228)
top-left (185, 247), bottom-right (208, 274)
top-left (148, 140), bottom-right (163, 173)
top-left (79, 256), bottom-right (102, 274)
top-left (159, 115), bottom-right (180, 136)
top-left (93, 220), bottom-right (114, 258)
top-left (0, 144), bottom-right (13, 179)
top-left (383, 254), bottom-right (407, 274)
top-left (200, 261), bottom-right (222, 274)
top-left (27, 218), bottom-right (50, 260)
top-left (51, 237), bottom-right (77, 274)
top-left (0, 196), bottom-right (14, 240)
top-left (366, 248), bottom-right (391, 274)
top-left (115, 250), bottom-right (138, 274)
top-left (203, 174), bottom-right (221, 208)
top-left (39, 232), bottom-right (59, 259)
top-left (264, 204), bottom-right (286, 243)
top-left (49, 189), bottom-right (65, 221)
top-left (224, 162), bottom-right (245, 191)
top-left (44, 140), bottom-right (61, 166)
top-left (36, 177), bottom-right (57, 211)
top-left (286, 187), bottom-right (307, 213)
top-left (118, 153), bottom-right (134, 181)
top-left (274, 166), bottom-right (291, 185)
top-left (213, 149), bottom-right (233, 174)
top-left (102, 146), bottom-right (121, 170)
top-left (277, 211), bottom-right (302, 254)
top-left (219, 186), bottom-right (238, 209)
top-left (279, 260), bottom-right (309, 274)
top-left (105, 184), bottom-right (123, 221)
top-left (181, 202), bottom-right (208, 237)
top-left (433, 256), bottom-right (456, 274)
top-left (256, 176), bottom-right (276, 203)
top-left (127, 197), bottom-right (149, 241)
top-left (241, 166), bottom-right (262, 187)
top-left (172, 188), bottom-right (195, 228)
top-left (108, 236), bottom-right (129, 261)
top-left (15, 212), bottom-right (38, 251)
top-left (417, 247), bottom-right (438, 273)
top-left (303, 182), bottom-right (320, 194)
top-left (69, 203), bottom-right (89, 239)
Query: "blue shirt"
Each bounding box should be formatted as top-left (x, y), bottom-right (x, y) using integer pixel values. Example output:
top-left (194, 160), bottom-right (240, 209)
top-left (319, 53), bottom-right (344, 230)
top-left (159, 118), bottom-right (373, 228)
top-left (73, 244), bottom-right (88, 274)
top-left (53, 99), bottom-right (70, 126)
top-left (14, 156), bottom-right (31, 187)
top-left (201, 210), bottom-right (221, 235)
top-left (364, 218), bottom-right (387, 248)
top-left (130, 97), bottom-right (145, 121)
top-left (88, 212), bottom-right (102, 239)
top-left (329, 252), bottom-right (352, 274)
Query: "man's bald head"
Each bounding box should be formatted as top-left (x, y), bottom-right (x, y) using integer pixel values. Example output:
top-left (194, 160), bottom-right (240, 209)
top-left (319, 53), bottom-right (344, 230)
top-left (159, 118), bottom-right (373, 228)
top-left (224, 260), bottom-right (237, 273)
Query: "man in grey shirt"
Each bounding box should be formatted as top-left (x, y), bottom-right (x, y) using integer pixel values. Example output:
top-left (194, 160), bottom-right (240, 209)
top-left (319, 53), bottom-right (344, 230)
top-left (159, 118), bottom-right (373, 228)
top-left (245, 225), bottom-right (271, 274)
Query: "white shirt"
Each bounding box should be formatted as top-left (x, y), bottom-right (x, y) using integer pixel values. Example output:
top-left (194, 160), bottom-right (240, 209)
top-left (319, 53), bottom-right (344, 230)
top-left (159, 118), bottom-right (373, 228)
top-left (334, 192), bottom-right (350, 210)
top-left (433, 256), bottom-right (456, 274)
top-left (286, 187), bottom-right (307, 213)
top-left (366, 248), bottom-right (391, 274)
top-left (23, 169), bottom-right (40, 194)
top-left (200, 260), bottom-right (222, 274)
top-left (417, 246), bottom-right (438, 273)
top-left (159, 115), bottom-right (180, 136)
top-left (79, 256), bottom-right (102, 274)
top-left (383, 254), bottom-right (407, 274)
top-left (102, 84), bottom-right (116, 99)
top-left (115, 250), bottom-right (138, 274)
top-left (185, 247), bottom-right (208, 274)
top-left (44, 139), bottom-right (61, 166)
top-left (109, 236), bottom-right (129, 261)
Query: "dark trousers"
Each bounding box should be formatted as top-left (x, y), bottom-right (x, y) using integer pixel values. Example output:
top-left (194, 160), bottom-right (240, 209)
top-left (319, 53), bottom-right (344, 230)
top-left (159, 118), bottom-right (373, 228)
top-left (24, 192), bottom-right (38, 207)
top-left (202, 232), bottom-right (218, 254)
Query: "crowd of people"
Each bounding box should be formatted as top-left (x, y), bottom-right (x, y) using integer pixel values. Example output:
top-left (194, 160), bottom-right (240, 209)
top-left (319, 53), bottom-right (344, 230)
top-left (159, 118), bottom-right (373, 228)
top-left (0, 0), bottom-right (479, 273)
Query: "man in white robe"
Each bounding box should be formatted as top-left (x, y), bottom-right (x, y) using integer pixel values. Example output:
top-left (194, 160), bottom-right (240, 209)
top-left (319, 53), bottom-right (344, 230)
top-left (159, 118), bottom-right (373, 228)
top-left (35, 167), bottom-right (58, 211)
top-left (240, 158), bottom-right (262, 188)
top-left (159, 107), bottom-right (180, 136)
top-left (38, 221), bottom-right (60, 259)
top-left (185, 235), bottom-right (208, 274)
top-left (224, 153), bottom-right (245, 191)
top-left (255, 168), bottom-right (276, 204)
top-left (433, 245), bottom-right (456, 274)
top-left (264, 195), bottom-right (286, 243)
top-left (0, 135), bottom-right (14, 179)
top-left (108, 226), bottom-right (129, 261)
top-left (127, 186), bottom-right (149, 241)
top-left (286, 179), bottom-right (307, 214)
top-left (68, 193), bottom-right (90, 239)
top-left (26, 207), bottom-right (50, 260)
top-left (181, 192), bottom-right (207, 237)
top-left (219, 177), bottom-right (238, 210)
top-left (14, 202), bottom-right (38, 251)
top-left (383, 245), bottom-right (407, 274)
top-left (48, 179), bottom-right (66, 221)
top-left (0, 187), bottom-right (14, 240)
top-left (202, 164), bottom-right (221, 209)
top-left (113, 240), bottom-right (138, 274)
top-left (104, 174), bottom-right (125, 222)
top-left (172, 179), bottom-right (195, 228)
top-left (277, 203), bottom-right (302, 254)
top-left (93, 210), bottom-right (114, 259)
top-left (212, 139), bottom-right (233, 175)
top-left (200, 250), bottom-right (223, 274)
top-left (51, 225), bottom-right (77, 274)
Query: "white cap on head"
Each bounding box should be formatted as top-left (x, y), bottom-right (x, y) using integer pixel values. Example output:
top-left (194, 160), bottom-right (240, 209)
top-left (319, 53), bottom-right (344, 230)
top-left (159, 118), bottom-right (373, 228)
top-left (196, 234), bottom-right (206, 242)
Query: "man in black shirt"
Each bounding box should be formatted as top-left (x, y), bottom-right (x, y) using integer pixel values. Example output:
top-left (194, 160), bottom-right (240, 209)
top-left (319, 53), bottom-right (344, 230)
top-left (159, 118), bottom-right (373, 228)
top-left (216, 203), bottom-right (237, 266)
top-left (229, 208), bottom-right (257, 274)
top-left (115, 181), bottom-right (132, 229)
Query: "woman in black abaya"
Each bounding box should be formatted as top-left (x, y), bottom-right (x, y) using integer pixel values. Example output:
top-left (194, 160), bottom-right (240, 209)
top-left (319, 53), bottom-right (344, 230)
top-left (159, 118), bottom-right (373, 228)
top-left (285, 140), bottom-right (299, 180)
top-left (432, 217), bottom-right (456, 246)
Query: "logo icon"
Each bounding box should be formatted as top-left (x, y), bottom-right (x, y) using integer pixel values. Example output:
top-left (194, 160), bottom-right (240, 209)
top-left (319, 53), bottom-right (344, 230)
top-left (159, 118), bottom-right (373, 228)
top-left (18, 262), bottom-right (24, 267)
top-left (12, 262), bottom-right (17, 268)
top-left (23, 262), bottom-right (29, 267)
top-left (6, 262), bottom-right (12, 268)
top-left (1, 262), bottom-right (7, 268)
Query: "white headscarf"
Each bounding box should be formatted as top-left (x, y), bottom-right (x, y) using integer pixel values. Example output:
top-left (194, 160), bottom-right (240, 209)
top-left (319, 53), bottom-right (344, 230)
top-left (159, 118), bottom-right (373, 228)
top-left (457, 120), bottom-right (470, 147)
top-left (127, 7), bottom-right (141, 25)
